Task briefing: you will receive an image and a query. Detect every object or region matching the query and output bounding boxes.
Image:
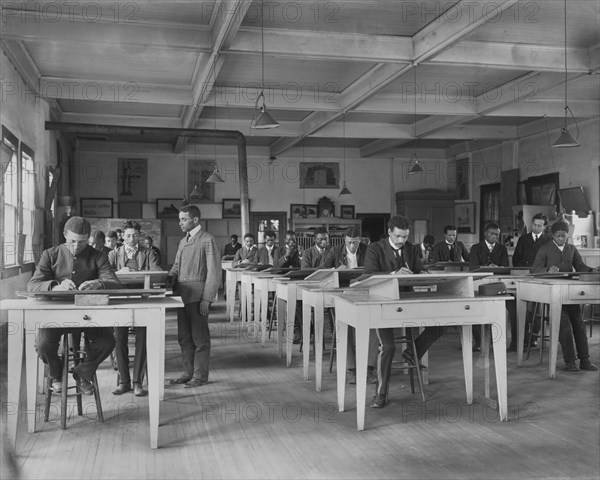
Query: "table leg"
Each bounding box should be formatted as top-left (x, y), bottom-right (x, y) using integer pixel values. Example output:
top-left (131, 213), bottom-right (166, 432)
top-left (461, 324), bottom-right (473, 405)
top-left (7, 310), bottom-right (24, 451)
top-left (314, 301), bottom-right (325, 392)
top-left (277, 295), bottom-right (284, 357)
top-left (354, 324), bottom-right (369, 431)
top-left (336, 320), bottom-right (348, 414)
top-left (482, 324), bottom-right (490, 399)
top-left (491, 310), bottom-right (508, 421)
top-left (25, 322), bottom-right (39, 434)
top-left (548, 299), bottom-right (561, 378)
top-left (246, 281), bottom-right (254, 326)
top-left (158, 311), bottom-right (166, 401)
top-left (286, 288), bottom-right (296, 368)
top-left (145, 310), bottom-right (161, 449)
top-left (516, 297), bottom-right (527, 366)
top-left (302, 301), bottom-right (311, 380)
top-left (241, 279), bottom-right (247, 323)
top-left (420, 327), bottom-right (429, 385)
top-left (260, 285), bottom-right (268, 346)
top-left (226, 271), bottom-right (235, 322)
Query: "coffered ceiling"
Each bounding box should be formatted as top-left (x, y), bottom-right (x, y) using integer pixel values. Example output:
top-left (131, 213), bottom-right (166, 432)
top-left (2, 0), bottom-right (599, 158)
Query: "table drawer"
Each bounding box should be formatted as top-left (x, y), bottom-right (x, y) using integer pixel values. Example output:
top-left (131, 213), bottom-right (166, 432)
top-left (568, 284), bottom-right (600, 301)
top-left (381, 301), bottom-right (484, 320)
top-left (30, 309), bottom-right (133, 328)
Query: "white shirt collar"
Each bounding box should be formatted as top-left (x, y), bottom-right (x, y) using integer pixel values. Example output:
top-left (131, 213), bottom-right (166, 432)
top-left (188, 224), bottom-right (202, 239)
top-left (346, 249), bottom-right (358, 268)
top-left (485, 240), bottom-right (495, 250)
top-left (553, 241), bottom-right (565, 252)
top-left (388, 237), bottom-right (400, 251)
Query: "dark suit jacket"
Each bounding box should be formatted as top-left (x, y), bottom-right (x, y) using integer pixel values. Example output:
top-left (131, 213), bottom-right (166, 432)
top-left (108, 245), bottom-right (161, 271)
top-left (232, 245), bottom-right (259, 267)
top-left (532, 242), bottom-right (592, 273)
top-left (273, 246), bottom-right (301, 268)
top-left (512, 232), bottom-right (552, 267)
top-left (28, 244), bottom-right (121, 291)
top-left (319, 243), bottom-right (367, 269)
top-left (469, 241), bottom-right (509, 269)
top-left (364, 238), bottom-right (423, 274)
top-left (223, 242), bottom-right (242, 256)
top-left (431, 241), bottom-right (469, 263)
top-left (257, 245), bottom-right (281, 266)
top-left (302, 245), bottom-right (331, 269)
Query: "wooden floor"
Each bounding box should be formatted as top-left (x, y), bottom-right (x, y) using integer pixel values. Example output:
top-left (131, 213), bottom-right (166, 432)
top-left (3, 299), bottom-right (600, 480)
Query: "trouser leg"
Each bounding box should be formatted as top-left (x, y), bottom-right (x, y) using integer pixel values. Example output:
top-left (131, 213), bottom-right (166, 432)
top-left (413, 326), bottom-right (444, 359)
top-left (177, 305), bottom-right (195, 378)
top-left (36, 328), bottom-right (68, 379)
top-left (564, 305), bottom-right (589, 360)
top-left (188, 302), bottom-right (211, 381)
top-left (74, 327), bottom-right (116, 381)
top-left (374, 328), bottom-right (395, 397)
top-left (132, 327), bottom-right (147, 384)
top-left (558, 308), bottom-right (576, 363)
top-left (113, 327), bottom-right (131, 385)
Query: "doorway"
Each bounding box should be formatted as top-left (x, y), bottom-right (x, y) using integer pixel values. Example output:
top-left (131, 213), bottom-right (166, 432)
top-left (356, 213), bottom-right (390, 243)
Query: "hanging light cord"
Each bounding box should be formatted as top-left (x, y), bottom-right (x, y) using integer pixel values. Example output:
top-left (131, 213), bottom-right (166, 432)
top-left (413, 65), bottom-right (418, 159)
top-left (561, 0), bottom-right (579, 139)
top-left (343, 112), bottom-right (346, 178)
top-left (260, 0), bottom-right (265, 96)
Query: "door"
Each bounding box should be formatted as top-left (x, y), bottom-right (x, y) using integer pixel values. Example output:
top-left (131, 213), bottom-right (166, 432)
top-left (356, 213), bottom-right (390, 243)
top-left (250, 212), bottom-right (287, 247)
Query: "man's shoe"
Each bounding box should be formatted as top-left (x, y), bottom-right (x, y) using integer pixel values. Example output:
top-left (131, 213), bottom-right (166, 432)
top-left (184, 378), bottom-right (208, 388)
top-left (370, 394), bottom-right (387, 408)
top-left (77, 377), bottom-right (94, 396)
top-left (112, 383), bottom-right (132, 395)
top-left (133, 383), bottom-right (148, 396)
top-left (564, 361), bottom-right (580, 372)
top-left (346, 369), bottom-right (356, 385)
top-left (169, 375), bottom-right (192, 385)
top-left (51, 379), bottom-right (62, 394)
top-left (580, 359), bottom-right (598, 371)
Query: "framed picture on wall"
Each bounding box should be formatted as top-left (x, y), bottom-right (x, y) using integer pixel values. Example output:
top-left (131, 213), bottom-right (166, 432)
top-left (290, 204), bottom-right (318, 219)
top-left (340, 205), bottom-right (355, 219)
top-left (156, 199), bottom-right (181, 219)
top-left (299, 162), bottom-right (340, 189)
top-left (455, 202), bottom-right (475, 234)
top-left (222, 199), bottom-right (250, 219)
top-left (118, 202), bottom-right (142, 219)
top-left (80, 198), bottom-right (113, 218)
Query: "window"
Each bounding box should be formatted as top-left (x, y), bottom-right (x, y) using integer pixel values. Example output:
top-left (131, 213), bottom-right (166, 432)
top-left (2, 128), bottom-right (19, 267)
top-left (1, 126), bottom-right (37, 269)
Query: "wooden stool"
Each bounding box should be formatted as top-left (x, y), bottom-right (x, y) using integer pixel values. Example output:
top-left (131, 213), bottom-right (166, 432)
top-left (392, 328), bottom-right (426, 402)
top-left (43, 332), bottom-right (104, 429)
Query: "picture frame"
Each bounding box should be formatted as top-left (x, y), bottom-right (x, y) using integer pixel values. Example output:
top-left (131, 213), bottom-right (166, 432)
top-left (118, 201), bottom-right (142, 219)
top-left (340, 205), bottom-right (355, 219)
top-left (290, 204), bottom-right (318, 219)
top-left (454, 157), bottom-right (470, 200)
top-left (118, 158), bottom-right (147, 202)
top-left (156, 199), bottom-right (181, 219)
top-left (222, 198), bottom-right (250, 219)
top-left (455, 202), bottom-right (475, 234)
top-left (80, 198), bottom-right (113, 218)
top-left (299, 162), bottom-right (340, 189)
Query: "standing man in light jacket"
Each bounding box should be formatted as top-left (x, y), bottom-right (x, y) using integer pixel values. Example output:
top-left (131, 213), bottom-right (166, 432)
top-left (167, 205), bottom-right (221, 388)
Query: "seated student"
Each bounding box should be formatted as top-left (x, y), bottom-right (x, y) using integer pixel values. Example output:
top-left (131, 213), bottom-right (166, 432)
top-left (140, 235), bottom-right (162, 267)
top-left (469, 222), bottom-right (516, 351)
top-left (108, 221), bottom-right (161, 396)
top-left (431, 225), bottom-right (470, 263)
top-left (301, 227), bottom-right (330, 269)
top-left (223, 234), bottom-right (242, 256)
top-left (106, 230), bottom-right (119, 250)
top-left (274, 230), bottom-right (301, 268)
top-left (257, 230), bottom-right (280, 266)
top-left (232, 233), bottom-right (259, 267)
top-left (512, 213), bottom-right (552, 347)
top-left (364, 215), bottom-right (442, 408)
top-left (319, 226), bottom-right (377, 384)
top-left (28, 216), bottom-right (120, 395)
top-left (89, 230), bottom-right (112, 255)
top-left (532, 221), bottom-right (598, 372)
top-left (417, 234), bottom-right (436, 264)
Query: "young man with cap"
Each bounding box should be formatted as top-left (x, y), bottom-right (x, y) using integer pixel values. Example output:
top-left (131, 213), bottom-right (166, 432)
top-left (28, 216), bottom-right (120, 395)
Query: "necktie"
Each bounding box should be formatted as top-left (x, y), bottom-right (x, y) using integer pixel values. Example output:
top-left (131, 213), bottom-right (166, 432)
top-left (449, 244), bottom-right (455, 261)
top-left (394, 248), bottom-right (402, 270)
top-left (186, 233), bottom-right (191, 242)
top-left (534, 234), bottom-right (538, 242)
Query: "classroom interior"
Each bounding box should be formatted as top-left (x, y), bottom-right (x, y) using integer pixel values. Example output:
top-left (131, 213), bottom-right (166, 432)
top-left (1, 1), bottom-right (599, 479)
